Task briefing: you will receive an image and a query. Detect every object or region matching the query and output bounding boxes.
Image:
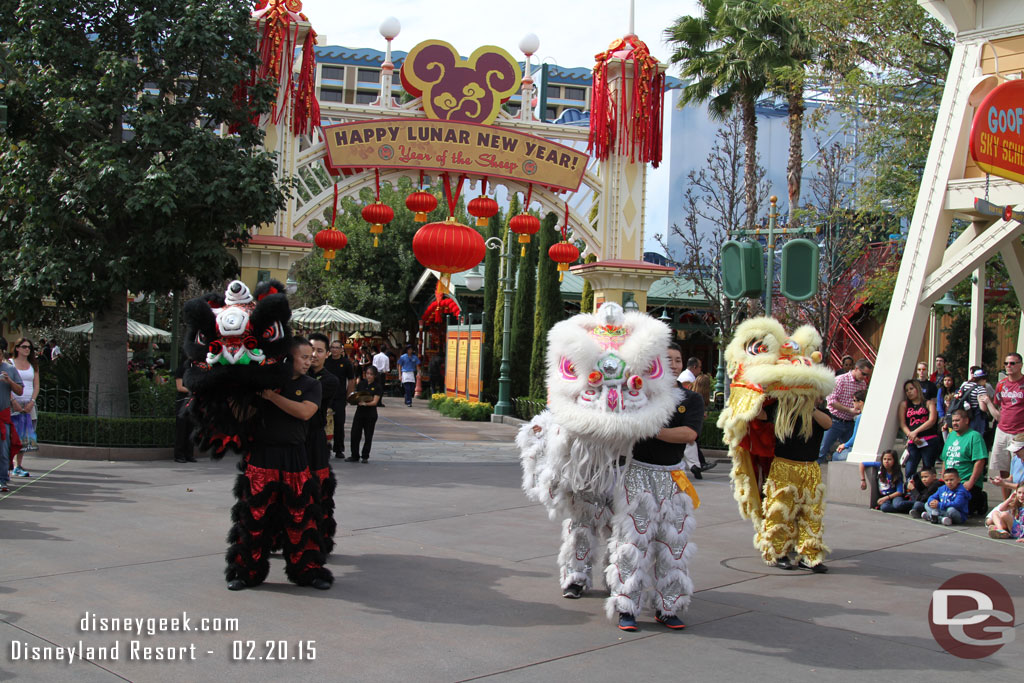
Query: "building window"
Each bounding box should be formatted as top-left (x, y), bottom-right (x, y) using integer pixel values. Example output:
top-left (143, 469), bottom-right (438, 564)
top-left (320, 88), bottom-right (345, 102)
top-left (257, 270), bottom-right (271, 283)
top-left (321, 66), bottom-right (345, 81)
top-left (546, 84), bottom-right (561, 100)
top-left (545, 106), bottom-right (558, 120)
top-left (563, 86), bottom-right (586, 101)
top-left (354, 91), bottom-right (377, 104)
top-left (357, 68), bottom-right (380, 84)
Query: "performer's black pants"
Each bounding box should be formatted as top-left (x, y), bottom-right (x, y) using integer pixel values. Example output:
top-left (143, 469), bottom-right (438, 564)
top-left (331, 400), bottom-right (346, 457)
top-left (351, 408), bottom-right (377, 459)
top-left (174, 398), bottom-right (193, 460)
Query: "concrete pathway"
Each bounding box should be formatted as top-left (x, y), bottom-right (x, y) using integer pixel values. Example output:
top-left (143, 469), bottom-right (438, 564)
top-left (1, 402), bottom-right (1020, 682)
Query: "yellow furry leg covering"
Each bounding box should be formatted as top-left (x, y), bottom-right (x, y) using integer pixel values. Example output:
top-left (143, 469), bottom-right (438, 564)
top-left (755, 458), bottom-right (829, 565)
top-left (730, 446), bottom-right (764, 529)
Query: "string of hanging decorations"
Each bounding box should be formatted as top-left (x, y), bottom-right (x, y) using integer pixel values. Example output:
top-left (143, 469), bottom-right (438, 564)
top-left (548, 201), bottom-right (580, 281)
top-left (361, 169), bottom-right (394, 248)
top-left (509, 185), bottom-right (541, 257)
top-left (314, 184), bottom-right (348, 270)
top-left (412, 173), bottom-right (485, 303)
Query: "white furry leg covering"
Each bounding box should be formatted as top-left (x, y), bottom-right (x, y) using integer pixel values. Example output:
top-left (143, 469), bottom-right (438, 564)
top-left (605, 462), bottom-right (696, 619)
top-left (558, 490), bottom-right (611, 590)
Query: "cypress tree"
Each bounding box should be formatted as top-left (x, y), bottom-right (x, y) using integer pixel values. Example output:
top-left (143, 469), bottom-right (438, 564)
top-left (509, 207), bottom-right (538, 399)
top-left (529, 212), bottom-right (562, 398)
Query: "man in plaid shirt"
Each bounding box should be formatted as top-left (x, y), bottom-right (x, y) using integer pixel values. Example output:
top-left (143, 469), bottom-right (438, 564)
top-left (818, 359), bottom-right (873, 462)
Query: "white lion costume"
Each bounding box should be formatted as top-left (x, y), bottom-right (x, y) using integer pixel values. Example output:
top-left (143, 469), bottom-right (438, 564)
top-left (518, 303), bottom-right (682, 611)
top-left (717, 318), bottom-right (835, 566)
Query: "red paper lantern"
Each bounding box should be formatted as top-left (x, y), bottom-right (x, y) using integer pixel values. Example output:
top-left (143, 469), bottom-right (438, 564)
top-left (509, 213), bottom-right (541, 256)
top-left (467, 196), bottom-right (499, 227)
top-left (413, 217), bottom-right (485, 296)
top-left (549, 240), bottom-right (580, 281)
top-left (314, 227), bottom-right (348, 271)
top-left (406, 191), bottom-right (438, 222)
top-left (361, 203), bottom-right (394, 247)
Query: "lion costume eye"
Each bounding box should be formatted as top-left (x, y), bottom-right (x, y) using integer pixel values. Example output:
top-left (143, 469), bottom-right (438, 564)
top-left (746, 340), bottom-right (770, 356)
top-left (195, 331), bottom-right (207, 345)
top-left (262, 322), bottom-right (284, 341)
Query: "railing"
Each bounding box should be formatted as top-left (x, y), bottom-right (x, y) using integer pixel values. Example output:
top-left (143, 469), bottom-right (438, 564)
top-left (512, 397), bottom-right (546, 422)
top-left (36, 385), bottom-right (176, 447)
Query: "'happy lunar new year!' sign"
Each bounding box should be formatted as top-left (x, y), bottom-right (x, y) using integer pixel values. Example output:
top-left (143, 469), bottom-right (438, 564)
top-left (970, 79), bottom-right (1024, 184)
top-left (323, 119), bottom-right (588, 192)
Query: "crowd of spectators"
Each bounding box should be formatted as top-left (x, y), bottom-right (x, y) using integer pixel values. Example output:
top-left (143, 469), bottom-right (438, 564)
top-left (821, 351), bottom-right (1024, 540)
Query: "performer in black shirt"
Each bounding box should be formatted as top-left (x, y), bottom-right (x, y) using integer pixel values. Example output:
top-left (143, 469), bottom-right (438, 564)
top-left (226, 338), bottom-right (333, 591)
top-left (347, 366), bottom-right (381, 462)
top-left (306, 333), bottom-right (341, 552)
top-left (323, 339), bottom-right (355, 460)
top-left (173, 360), bottom-right (197, 463)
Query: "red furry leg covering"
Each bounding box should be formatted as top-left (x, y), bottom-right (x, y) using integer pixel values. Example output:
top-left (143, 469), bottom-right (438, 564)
top-left (313, 467), bottom-right (337, 555)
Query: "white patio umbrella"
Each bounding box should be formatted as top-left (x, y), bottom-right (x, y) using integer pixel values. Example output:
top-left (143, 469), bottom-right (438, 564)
top-left (63, 318), bottom-right (173, 343)
top-left (290, 304), bottom-right (381, 333)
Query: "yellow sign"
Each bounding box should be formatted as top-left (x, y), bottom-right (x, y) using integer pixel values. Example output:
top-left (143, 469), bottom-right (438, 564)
top-left (445, 336), bottom-right (458, 394)
top-left (324, 119), bottom-right (588, 192)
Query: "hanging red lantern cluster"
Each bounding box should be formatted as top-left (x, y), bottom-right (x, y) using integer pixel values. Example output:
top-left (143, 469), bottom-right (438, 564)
top-left (361, 169), bottom-right (393, 247)
top-left (314, 185), bottom-right (349, 270)
top-left (467, 178), bottom-right (499, 227)
top-left (509, 185), bottom-right (541, 257)
top-left (412, 173), bottom-right (484, 300)
top-left (549, 202), bottom-right (580, 281)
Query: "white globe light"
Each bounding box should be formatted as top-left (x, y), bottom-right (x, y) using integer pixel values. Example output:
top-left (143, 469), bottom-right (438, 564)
top-left (379, 17), bottom-right (401, 41)
top-left (518, 33), bottom-right (540, 56)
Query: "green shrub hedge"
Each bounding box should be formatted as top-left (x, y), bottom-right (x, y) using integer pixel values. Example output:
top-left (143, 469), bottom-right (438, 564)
top-left (428, 394), bottom-right (494, 422)
top-left (37, 412), bottom-right (175, 447)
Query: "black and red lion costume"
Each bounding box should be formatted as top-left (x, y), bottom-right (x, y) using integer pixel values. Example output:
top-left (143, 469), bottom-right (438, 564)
top-left (182, 279), bottom-right (333, 590)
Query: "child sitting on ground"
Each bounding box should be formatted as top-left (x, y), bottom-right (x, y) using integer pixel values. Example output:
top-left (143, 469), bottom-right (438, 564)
top-left (985, 486), bottom-right (1024, 541)
top-left (921, 469), bottom-right (971, 526)
top-left (875, 449), bottom-right (913, 513)
top-left (907, 468), bottom-right (941, 518)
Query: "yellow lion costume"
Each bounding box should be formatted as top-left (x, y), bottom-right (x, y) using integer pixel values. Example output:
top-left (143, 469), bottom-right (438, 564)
top-left (717, 318), bottom-right (835, 566)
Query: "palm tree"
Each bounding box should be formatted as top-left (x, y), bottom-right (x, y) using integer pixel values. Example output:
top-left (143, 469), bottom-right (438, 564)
top-left (666, 0), bottom-right (810, 229)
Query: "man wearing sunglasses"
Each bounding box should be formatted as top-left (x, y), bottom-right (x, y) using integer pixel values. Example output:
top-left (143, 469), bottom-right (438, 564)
top-left (981, 353), bottom-right (1024, 500)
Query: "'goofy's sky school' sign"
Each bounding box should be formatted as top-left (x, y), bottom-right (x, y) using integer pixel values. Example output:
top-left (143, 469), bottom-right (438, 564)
top-left (970, 79), bottom-right (1024, 184)
top-left (323, 119), bottom-right (588, 191)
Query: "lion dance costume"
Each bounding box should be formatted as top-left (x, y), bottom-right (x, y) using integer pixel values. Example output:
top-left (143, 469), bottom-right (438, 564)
top-left (717, 318), bottom-right (835, 567)
top-left (518, 303), bottom-right (690, 622)
top-left (182, 280), bottom-right (333, 589)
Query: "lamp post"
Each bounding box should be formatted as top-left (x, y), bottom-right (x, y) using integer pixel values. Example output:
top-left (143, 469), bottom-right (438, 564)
top-left (378, 17), bottom-right (401, 109)
top-left (483, 235), bottom-right (514, 416)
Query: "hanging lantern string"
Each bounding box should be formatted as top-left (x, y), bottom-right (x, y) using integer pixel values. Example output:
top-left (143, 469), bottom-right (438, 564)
top-left (374, 168), bottom-right (381, 202)
top-left (442, 172), bottom-right (467, 217)
top-left (419, 169), bottom-right (424, 190)
top-left (331, 183), bottom-right (339, 227)
top-left (524, 184), bottom-right (533, 209)
top-left (561, 201), bottom-right (570, 240)
top-left (481, 177), bottom-right (488, 196)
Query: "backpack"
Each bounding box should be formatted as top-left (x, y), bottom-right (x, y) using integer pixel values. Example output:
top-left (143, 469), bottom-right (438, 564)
top-left (948, 383), bottom-right (974, 419)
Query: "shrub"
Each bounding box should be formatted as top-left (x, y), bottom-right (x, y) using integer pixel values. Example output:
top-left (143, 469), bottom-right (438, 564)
top-left (429, 395), bottom-right (493, 421)
top-left (37, 412), bottom-right (175, 447)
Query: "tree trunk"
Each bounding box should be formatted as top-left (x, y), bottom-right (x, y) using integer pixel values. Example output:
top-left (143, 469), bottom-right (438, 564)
top-left (89, 292), bottom-right (129, 417)
top-left (786, 85), bottom-right (804, 225)
top-left (740, 95), bottom-right (759, 230)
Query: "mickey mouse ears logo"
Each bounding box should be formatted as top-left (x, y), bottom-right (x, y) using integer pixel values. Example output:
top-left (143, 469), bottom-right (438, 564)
top-left (400, 40), bottom-right (522, 126)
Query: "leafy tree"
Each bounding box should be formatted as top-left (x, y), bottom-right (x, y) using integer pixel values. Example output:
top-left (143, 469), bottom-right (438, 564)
top-left (529, 212), bottom-right (562, 399)
top-left (667, 0), bottom-right (802, 230)
top-left (0, 1), bottom-right (286, 416)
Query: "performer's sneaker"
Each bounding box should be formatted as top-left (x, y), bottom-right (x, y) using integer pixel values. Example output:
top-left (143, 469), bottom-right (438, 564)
top-left (689, 465), bottom-right (703, 480)
top-left (798, 560), bottom-right (829, 574)
top-left (655, 612), bottom-right (686, 630)
top-left (226, 580), bottom-right (247, 591)
top-left (562, 583), bottom-right (584, 599)
top-left (310, 578), bottom-right (332, 590)
top-left (700, 461), bottom-right (717, 472)
top-left (344, 456), bottom-right (360, 462)
top-left (617, 613), bottom-right (638, 631)
top-left (773, 556), bottom-right (794, 570)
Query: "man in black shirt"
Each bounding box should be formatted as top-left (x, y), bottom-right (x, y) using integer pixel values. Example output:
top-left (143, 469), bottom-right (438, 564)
top-left (605, 344), bottom-right (702, 633)
top-left (225, 337), bottom-right (333, 592)
top-left (307, 333), bottom-right (341, 552)
top-left (323, 339), bottom-right (355, 460)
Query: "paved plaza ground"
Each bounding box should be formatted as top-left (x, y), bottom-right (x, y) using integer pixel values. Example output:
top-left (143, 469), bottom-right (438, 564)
top-left (1, 403), bottom-right (1021, 682)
